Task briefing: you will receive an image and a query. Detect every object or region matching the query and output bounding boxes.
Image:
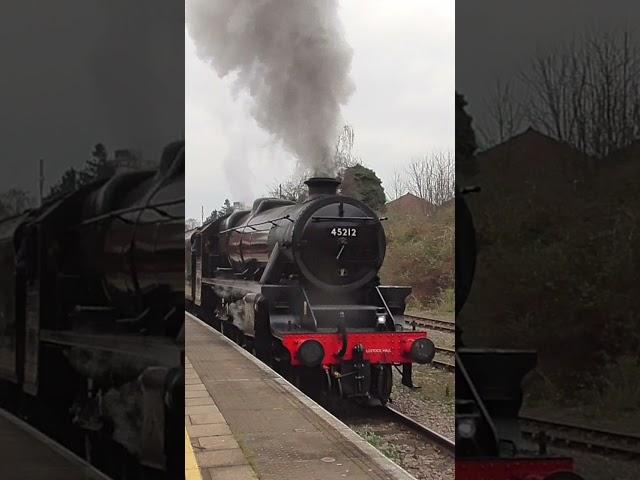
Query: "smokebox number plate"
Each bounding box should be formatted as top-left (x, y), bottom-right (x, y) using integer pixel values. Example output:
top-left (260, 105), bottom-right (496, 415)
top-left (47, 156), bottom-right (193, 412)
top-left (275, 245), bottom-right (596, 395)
top-left (330, 227), bottom-right (357, 237)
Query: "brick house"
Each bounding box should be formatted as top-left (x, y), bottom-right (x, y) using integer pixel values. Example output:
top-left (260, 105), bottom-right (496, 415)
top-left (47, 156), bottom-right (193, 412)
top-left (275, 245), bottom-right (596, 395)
top-left (473, 128), bottom-right (594, 194)
top-left (385, 192), bottom-right (434, 217)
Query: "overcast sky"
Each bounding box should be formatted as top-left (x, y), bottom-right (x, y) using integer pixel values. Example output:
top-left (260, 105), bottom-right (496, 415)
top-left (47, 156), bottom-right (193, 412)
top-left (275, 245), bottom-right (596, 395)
top-left (456, 0), bottom-right (640, 144)
top-left (0, 1), bottom-right (183, 199)
top-left (186, 0), bottom-right (454, 221)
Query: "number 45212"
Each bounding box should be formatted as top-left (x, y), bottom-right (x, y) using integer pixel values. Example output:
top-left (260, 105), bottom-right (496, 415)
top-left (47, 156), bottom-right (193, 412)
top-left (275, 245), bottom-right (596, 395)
top-left (330, 227), bottom-right (357, 237)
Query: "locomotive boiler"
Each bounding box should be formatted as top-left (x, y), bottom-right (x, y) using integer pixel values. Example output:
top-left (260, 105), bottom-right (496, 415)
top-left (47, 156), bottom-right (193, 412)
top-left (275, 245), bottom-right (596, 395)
top-left (0, 141), bottom-right (185, 479)
top-left (187, 177), bottom-right (435, 404)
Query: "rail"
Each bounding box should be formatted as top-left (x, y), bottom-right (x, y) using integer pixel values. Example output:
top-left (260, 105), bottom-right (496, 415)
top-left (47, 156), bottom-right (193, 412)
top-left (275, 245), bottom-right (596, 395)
top-left (384, 405), bottom-right (455, 455)
top-left (520, 415), bottom-right (640, 460)
top-left (405, 314), bottom-right (455, 333)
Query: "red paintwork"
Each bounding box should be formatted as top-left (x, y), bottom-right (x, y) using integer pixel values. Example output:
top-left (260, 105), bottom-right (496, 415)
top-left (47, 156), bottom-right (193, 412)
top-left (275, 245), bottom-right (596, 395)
top-left (456, 457), bottom-right (575, 480)
top-left (281, 331), bottom-right (428, 366)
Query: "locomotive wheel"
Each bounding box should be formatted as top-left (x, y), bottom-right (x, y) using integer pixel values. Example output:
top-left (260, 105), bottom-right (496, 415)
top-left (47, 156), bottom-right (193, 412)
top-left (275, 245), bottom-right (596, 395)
top-left (294, 367), bottom-right (323, 397)
top-left (253, 313), bottom-right (274, 364)
top-left (254, 339), bottom-right (272, 364)
top-left (220, 321), bottom-right (229, 338)
top-left (374, 365), bottom-right (393, 405)
top-left (243, 336), bottom-right (255, 354)
top-left (315, 370), bottom-right (343, 411)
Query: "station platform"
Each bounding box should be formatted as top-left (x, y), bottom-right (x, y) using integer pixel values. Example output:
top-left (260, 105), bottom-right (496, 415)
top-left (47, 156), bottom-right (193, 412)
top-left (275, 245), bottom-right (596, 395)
top-left (0, 407), bottom-right (109, 480)
top-left (185, 312), bottom-right (416, 480)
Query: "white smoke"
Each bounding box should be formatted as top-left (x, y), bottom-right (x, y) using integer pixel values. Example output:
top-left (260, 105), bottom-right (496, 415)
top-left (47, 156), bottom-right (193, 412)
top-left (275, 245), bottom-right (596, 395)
top-left (186, 0), bottom-right (355, 175)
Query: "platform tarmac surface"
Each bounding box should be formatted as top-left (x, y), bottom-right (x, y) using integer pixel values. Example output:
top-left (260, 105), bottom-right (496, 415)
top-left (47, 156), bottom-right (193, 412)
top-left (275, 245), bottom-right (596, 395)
top-left (0, 407), bottom-right (109, 480)
top-left (185, 312), bottom-right (416, 480)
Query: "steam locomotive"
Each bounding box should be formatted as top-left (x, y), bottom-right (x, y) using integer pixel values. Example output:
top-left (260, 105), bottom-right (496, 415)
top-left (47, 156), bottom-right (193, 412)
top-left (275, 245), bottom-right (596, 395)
top-left (0, 142), bottom-right (185, 478)
top-left (186, 177), bottom-right (435, 404)
top-left (455, 190), bottom-right (583, 480)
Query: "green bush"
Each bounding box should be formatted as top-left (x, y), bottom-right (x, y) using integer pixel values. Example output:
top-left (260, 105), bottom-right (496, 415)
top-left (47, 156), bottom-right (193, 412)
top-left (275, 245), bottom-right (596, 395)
top-left (380, 204), bottom-right (453, 313)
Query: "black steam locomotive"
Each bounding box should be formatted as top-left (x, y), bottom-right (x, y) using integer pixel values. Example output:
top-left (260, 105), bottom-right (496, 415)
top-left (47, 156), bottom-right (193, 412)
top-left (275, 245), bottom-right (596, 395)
top-left (0, 142), bottom-right (184, 478)
top-left (455, 191), bottom-right (582, 480)
top-left (186, 177), bottom-right (435, 404)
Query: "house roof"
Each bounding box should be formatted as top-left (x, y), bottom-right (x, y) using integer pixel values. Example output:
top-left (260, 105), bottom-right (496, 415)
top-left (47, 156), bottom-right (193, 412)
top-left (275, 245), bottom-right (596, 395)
top-left (386, 192), bottom-right (433, 209)
top-left (477, 127), bottom-right (591, 160)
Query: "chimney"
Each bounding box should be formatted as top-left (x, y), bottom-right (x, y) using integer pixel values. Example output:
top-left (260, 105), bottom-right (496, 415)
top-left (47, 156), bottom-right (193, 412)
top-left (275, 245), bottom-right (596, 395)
top-left (304, 177), bottom-right (340, 198)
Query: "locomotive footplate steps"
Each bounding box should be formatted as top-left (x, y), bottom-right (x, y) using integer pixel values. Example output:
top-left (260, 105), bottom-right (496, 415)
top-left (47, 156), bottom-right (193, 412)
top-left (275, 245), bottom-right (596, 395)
top-left (185, 312), bottom-right (417, 480)
top-left (0, 407), bottom-right (110, 480)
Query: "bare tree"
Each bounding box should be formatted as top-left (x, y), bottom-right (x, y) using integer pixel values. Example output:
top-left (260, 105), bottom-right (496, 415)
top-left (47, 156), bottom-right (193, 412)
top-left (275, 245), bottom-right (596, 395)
top-left (405, 152), bottom-right (454, 207)
top-left (0, 189), bottom-right (34, 217)
top-left (520, 28), bottom-right (640, 157)
top-left (406, 158), bottom-right (428, 200)
top-left (185, 218), bottom-right (200, 231)
top-left (481, 79), bottom-right (525, 146)
top-left (268, 172), bottom-right (309, 202)
top-left (334, 124), bottom-right (360, 173)
top-left (388, 170), bottom-right (407, 200)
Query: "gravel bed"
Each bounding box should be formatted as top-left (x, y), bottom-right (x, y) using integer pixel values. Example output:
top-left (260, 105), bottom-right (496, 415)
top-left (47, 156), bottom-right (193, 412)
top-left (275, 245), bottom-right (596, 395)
top-left (389, 363), bottom-right (455, 441)
top-left (344, 411), bottom-right (454, 480)
top-left (522, 405), bottom-right (640, 436)
top-left (384, 326), bottom-right (455, 441)
top-left (427, 330), bottom-right (454, 350)
top-left (323, 397), bottom-right (453, 480)
top-left (519, 405), bottom-right (640, 479)
top-left (405, 311), bottom-right (454, 324)
top-left (324, 323), bottom-right (456, 478)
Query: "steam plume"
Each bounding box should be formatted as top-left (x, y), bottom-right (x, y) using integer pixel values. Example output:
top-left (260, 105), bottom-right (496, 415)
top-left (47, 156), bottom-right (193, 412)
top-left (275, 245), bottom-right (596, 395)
top-left (187, 0), bottom-right (354, 175)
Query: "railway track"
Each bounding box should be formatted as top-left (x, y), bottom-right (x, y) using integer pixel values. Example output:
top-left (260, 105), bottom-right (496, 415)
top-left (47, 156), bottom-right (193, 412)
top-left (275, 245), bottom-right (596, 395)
top-left (404, 314), bottom-right (455, 333)
top-left (193, 310), bottom-right (454, 475)
top-left (335, 402), bottom-right (455, 479)
top-left (432, 358), bottom-right (455, 372)
top-left (520, 415), bottom-right (640, 460)
top-left (430, 345), bottom-right (455, 372)
top-left (384, 405), bottom-right (455, 455)
top-left (196, 310), bottom-right (456, 479)
top-left (403, 313), bottom-right (455, 370)
top-left (436, 345), bottom-right (454, 356)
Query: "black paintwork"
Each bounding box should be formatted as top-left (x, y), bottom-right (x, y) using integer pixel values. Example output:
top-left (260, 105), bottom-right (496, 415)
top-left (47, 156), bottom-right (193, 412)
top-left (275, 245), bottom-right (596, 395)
top-left (0, 141), bottom-right (185, 476)
top-left (185, 178), bottom-right (415, 404)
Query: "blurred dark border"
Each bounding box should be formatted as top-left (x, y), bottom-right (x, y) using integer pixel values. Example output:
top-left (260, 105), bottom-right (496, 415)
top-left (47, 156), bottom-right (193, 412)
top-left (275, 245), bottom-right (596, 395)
top-left (0, 2), bottom-right (184, 479)
top-left (456, 2), bottom-right (640, 479)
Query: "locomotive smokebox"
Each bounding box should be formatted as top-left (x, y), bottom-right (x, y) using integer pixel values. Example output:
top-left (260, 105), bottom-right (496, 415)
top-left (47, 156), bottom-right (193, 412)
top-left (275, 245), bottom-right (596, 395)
top-left (304, 176), bottom-right (340, 198)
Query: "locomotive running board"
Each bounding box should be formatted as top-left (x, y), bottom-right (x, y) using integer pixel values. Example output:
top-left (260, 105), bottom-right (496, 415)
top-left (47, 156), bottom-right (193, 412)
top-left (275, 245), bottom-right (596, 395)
top-left (39, 330), bottom-right (182, 366)
top-left (201, 277), bottom-right (261, 294)
top-left (261, 284), bottom-right (318, 332)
